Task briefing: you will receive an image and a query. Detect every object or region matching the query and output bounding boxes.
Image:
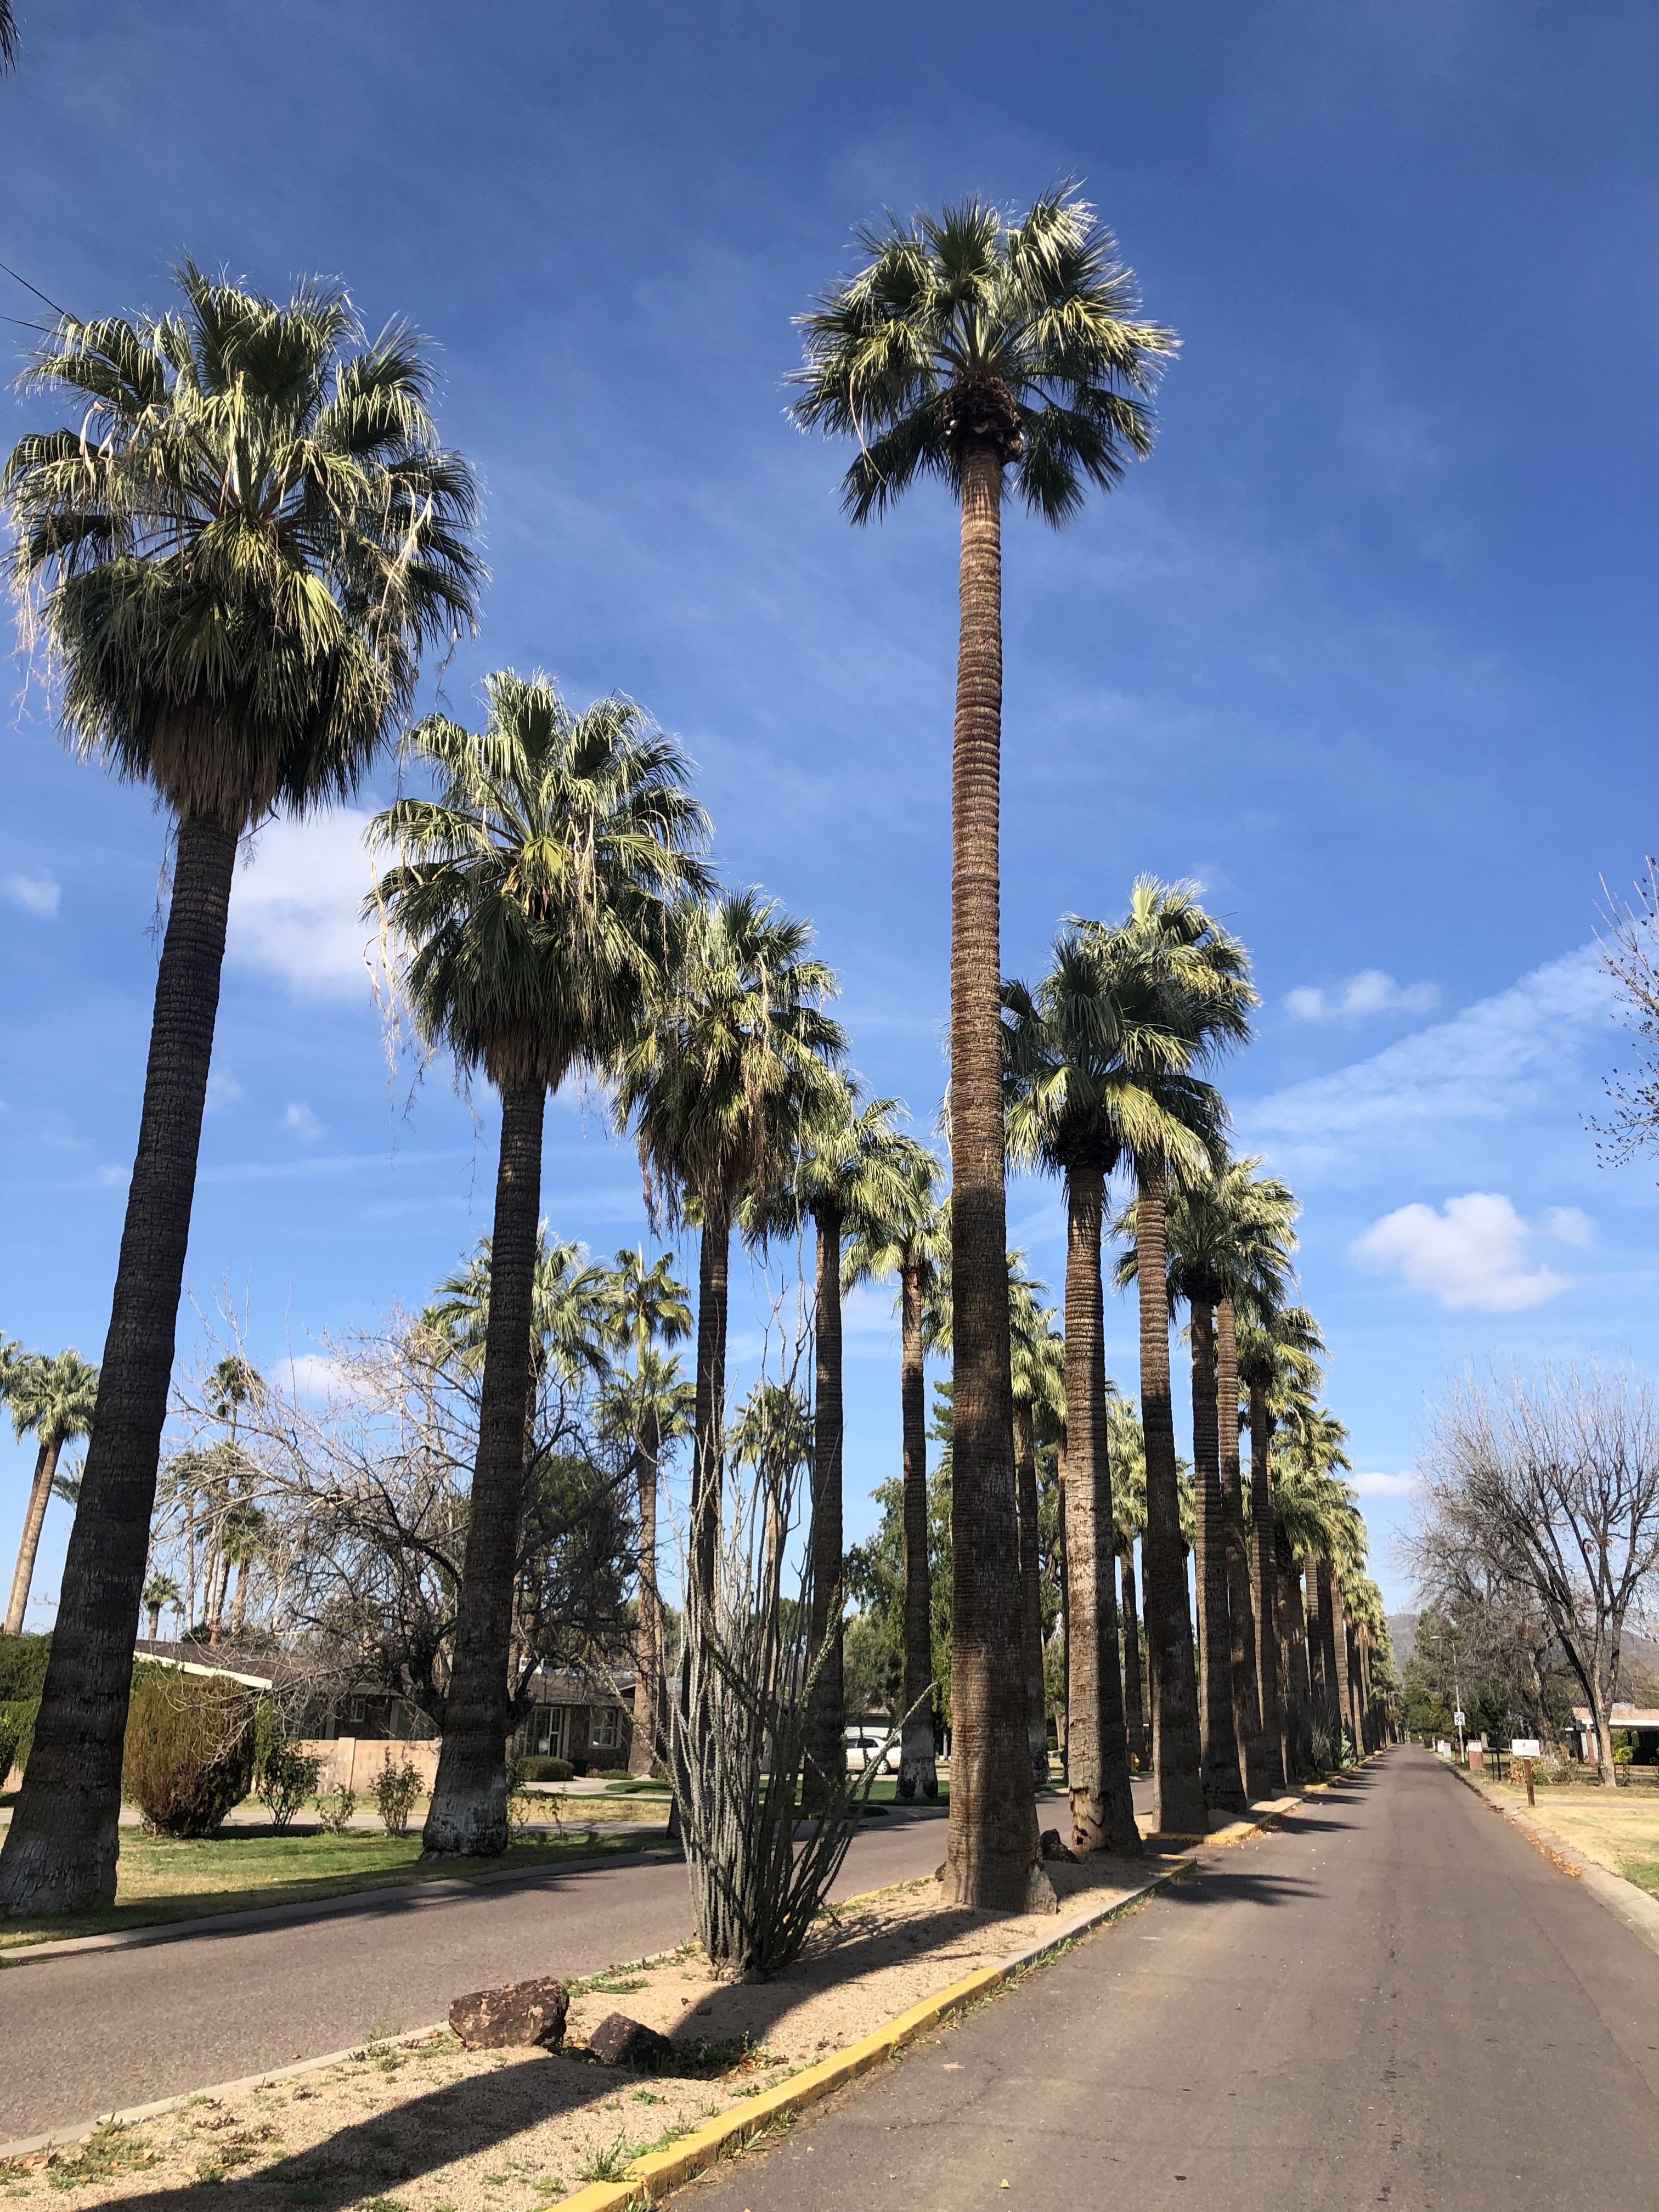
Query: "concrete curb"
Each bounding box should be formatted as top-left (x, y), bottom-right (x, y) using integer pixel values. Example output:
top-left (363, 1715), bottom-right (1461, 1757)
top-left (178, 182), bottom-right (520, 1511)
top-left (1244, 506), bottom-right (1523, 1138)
top-left (0, 1844), bottom-right (683, 1970)
top-left (1448, 1763), bottom-right (1659, 1960)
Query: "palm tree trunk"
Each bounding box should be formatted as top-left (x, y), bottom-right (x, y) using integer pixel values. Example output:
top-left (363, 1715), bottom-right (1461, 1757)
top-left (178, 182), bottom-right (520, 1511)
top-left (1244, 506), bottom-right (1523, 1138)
top-left (1061, 1163), bottom-right (1140, 1855)
top-left (1132, 1158), bottom-right (1206, 1838)
top-left (1311, 1556), bottom-right (1342, 1754)
top-left (422, 1077), bottom-right (546, 1857)
top-left (1276, 1528), bottom-right (1313, 1776)
top-left (229, 1554), bottom-right (250, 1637)
top-left (1014, 1403), bottom-right (1049, 1792)
top-left (804, 1199), bottom-right (847, 1814)
top-left (942, 439), bottom-right (1049, 1915)
top-left (0, 808), bottom-right (238, 1917)
top-left (1216, 1301), bottom-right (1271, 1800)
top-left (4, 1438), bottom-right (59, 1638)
top-left (691, 1204), bottom-right (731, 1605)
top-left (145, 1602), bottom-right (161, 1643)
top-left (898, 1258), bottom-right (936, 1799)
top-left (1120, 1548), bottom-right (1147, 1767)
top-left (628, 1410), bottom-right (661, 1779)
top-left (184, 1489), bottom-right (196, 1632)
top-left (1055, 1451), bottom-right (1070, 1779)
top-left (1249, 1383), bottom-right (1285, 1788)
top-left (1189, 1299), bottom-right (1245, 1815)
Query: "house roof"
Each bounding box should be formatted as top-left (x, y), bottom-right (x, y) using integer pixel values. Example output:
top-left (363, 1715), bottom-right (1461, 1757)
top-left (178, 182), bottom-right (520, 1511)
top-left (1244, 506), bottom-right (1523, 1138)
top-left (1571, 1706), bottom-right (1659, 1727)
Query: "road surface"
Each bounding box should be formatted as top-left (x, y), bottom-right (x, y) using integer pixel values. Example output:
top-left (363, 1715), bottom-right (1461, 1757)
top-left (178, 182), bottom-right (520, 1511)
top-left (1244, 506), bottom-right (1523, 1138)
top-left (685, 1747), bottom-right (1659, 2212)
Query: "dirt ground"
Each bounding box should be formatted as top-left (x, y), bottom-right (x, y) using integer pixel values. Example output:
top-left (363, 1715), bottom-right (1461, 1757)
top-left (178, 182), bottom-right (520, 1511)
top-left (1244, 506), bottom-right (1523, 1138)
top-left (2, 1858), bottom-right (1158, 2212)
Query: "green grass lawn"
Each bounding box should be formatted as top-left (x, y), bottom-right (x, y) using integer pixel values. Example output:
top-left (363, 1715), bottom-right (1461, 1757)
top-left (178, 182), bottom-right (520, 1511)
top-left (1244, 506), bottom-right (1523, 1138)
top-left (1479, 1777), bottom-right (1659, 1901)
top-left (0, 1821), bottom-right (669, 1954)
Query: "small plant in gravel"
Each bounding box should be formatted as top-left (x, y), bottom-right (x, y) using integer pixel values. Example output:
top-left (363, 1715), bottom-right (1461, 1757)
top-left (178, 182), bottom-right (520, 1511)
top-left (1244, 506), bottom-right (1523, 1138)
top-left (371, 1752), bottom-right (423, 1836)
top-left (40, 2123), bottom-right (156, 2191)
top-left (313, 1781), bottom-right (358, 1833)
top-left (575, 2137), bottom-right (641, 2183)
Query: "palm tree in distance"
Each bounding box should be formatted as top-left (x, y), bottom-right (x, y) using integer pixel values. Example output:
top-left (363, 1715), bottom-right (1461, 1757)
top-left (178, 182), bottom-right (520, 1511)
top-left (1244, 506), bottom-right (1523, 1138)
top-left (1087, 882), bottom-right (1252, 1838)
top-left (842, 1145), bottom-right (949, 1799)
top-left (372, 674), bottom-right (711, 1857)
top-left (426, 1231), bottom-right (614, 1407)
top-left (0, 268), bottom-right (481, 1918)
top-left (1236, 1301), bottom-right (1323, 1777)
top-left (747, 1081), bottom-right (917, 1807)
top-left (1107, 1397), bottom-right (1149, 1768)
top-left (617, 893), bottom-right (845, 1607)
top-left (595, 1247), bottom-right (694, 1775)
top-left (1008, 1265), bottom-right (1065, 1792)
top-left (140, 1571), bottom-right (180, 1645)
top-left (792, 188), bottom-right (1175, 1913)
top-left (4, 1350), bottom-right (99, 1636)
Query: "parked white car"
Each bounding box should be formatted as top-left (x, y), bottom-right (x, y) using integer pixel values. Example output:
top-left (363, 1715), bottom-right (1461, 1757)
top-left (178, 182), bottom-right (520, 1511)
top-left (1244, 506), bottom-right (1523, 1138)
top-left (844, 1726), bottom-right (901, 1775)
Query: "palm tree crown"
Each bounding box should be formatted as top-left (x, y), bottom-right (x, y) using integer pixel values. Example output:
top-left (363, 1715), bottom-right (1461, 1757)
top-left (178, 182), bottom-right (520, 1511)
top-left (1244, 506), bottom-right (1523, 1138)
top-left (790, 188), bottom-right (1177, 523)
top-left (7, 264), bottom-right (482, 832)
top-left (425, 1229), bottom-right (613, 1392)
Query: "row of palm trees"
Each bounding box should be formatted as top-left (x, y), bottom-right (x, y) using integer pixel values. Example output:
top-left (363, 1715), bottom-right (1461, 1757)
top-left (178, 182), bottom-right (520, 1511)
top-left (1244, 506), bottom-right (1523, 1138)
top-left (0, 186), bottom-right (1373, 1917)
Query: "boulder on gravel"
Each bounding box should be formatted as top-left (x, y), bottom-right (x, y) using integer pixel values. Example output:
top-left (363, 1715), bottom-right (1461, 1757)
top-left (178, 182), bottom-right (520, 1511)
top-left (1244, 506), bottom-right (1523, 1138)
top-left (1040, 1827), bottom-right (1080, 1864)
top-left (587, 2011), bottom-right (675, 2068)
top-left (448, 1976), bottom-right (569, 2050)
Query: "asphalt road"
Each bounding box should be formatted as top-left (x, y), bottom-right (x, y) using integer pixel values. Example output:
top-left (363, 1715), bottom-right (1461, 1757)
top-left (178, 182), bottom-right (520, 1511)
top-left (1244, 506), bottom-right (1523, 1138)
top-left (3, 1795), bottom-right (1031, 2142)
top-left (686, 1747), bottom-right (1659, 2212)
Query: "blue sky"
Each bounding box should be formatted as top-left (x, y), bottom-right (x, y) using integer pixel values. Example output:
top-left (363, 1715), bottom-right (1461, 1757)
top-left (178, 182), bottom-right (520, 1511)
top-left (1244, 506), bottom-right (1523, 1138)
top-left (2, 0), bottom-right (1655, 1620)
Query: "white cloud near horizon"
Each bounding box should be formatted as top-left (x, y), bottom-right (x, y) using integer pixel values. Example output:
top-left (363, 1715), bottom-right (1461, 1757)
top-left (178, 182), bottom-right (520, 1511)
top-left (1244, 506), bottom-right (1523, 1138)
top-left (1285, 969), bottom-right (1441, 1023)
top-left (1350, 1190), bottom-right (1590, 1311)
top-left (1350, 1470), bottom-right (1421, 1498)
top-left (1245, 944), bottom-right (1613, 1184)
top-left (5, 872), bottom-right (61, 918)
top-left (284, 1353), bottom-right (358, 1401)
top-left (228, 811), bottom-right (378, 999)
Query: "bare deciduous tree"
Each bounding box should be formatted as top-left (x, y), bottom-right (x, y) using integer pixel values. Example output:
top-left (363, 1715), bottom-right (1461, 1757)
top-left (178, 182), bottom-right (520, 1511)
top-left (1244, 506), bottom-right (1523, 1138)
top-left (1592, 860), bottom-right (1659, 1169)
top-left (1411, 1361), bottom-right (1659, 1779)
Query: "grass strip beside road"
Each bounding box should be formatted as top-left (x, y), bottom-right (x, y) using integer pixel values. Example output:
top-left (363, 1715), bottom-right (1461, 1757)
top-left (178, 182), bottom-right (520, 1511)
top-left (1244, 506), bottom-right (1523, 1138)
top-left (0, 1826), bottom-right (662, 1954)
top-left (1468, 1775), bottom-right (1659, 1900)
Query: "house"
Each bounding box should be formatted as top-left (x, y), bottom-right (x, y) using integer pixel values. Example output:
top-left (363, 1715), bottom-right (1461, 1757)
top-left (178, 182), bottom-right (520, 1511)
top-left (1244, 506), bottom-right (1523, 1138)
top-left (1570, 1705), bottom-right (1659, 1765)
top-left (511, 1663), bottom-right (636, 1771)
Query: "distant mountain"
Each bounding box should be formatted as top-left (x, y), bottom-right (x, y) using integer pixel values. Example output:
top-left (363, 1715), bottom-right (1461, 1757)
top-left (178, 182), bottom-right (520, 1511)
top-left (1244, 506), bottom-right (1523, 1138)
top-left (1388, 1613), bottom-right (1418, 1667)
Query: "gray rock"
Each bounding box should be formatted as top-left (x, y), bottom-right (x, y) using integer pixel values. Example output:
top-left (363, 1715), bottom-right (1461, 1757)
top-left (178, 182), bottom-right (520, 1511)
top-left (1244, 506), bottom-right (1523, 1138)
top-left (1040, 1827), bottom-right (1080, 1864)
top-left (448, 1976), bottom-right (569, 2050)
top-left (588, 2011), bottom-right (675, 2068)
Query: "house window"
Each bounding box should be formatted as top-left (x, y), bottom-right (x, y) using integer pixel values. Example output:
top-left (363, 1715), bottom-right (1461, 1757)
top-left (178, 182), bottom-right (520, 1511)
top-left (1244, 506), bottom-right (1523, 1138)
top-left (590, 1705), bottom-right (619, 1752)
top-left (529, 1707), bottom-right (567, 1759)
top-left (348, 1696), bottom-right (365, 1727)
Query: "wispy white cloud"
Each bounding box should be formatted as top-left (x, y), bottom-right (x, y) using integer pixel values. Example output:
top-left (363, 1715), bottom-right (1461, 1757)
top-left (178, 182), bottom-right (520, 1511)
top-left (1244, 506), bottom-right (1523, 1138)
top-left (5, 872), bottom-right (61, 918)
top-left (1245, 945), bottom-right (1612, 1183)
top-left (205, 1069), bottom-right (245, 1114)
top-left (284, 1353), bottom-right (358, 1401)
top-left (283, 1101), bottom-right (323, 1141)
top-left (1542, 1205), bottom-right (1593, 1248)
top-left (227, 811), bottom-right (377, 1000)
top-left (1285, 969), bottom-right (1441, 1023)
top-left (1350, 1470), bottom-right (1421, 1498)
top-left (1350, 1190), bottom-right (1584, 1311)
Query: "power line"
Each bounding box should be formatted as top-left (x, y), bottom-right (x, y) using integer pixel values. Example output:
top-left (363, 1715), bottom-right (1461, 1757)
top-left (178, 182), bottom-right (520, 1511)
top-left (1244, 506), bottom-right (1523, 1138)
top-left (0, 259), bottom-right (71, 319)
top-left (1, 312), bottom-right (53, 334)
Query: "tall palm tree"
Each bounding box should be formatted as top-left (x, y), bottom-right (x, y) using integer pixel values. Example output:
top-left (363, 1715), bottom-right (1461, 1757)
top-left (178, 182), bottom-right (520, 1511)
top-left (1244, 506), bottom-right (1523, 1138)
top-left (746, 1082), bottom-right (916, 1805)
top-left (1008, 1267), bottom-right (1066, 1793)
top-left (842, 1147), bottom-right (949, 1799)
top-left (426, 1230), bottom-right (614, 1402)
top-left (616, 892), bottom-right (844, 1607)
top-left (1105, 1396), bottom-right (1149, 1769)
top-left (1235, 1303), bottom-right (1323, 1777)
top-left (372, 674), bottom-right (710, 1856)
top-left (595, 1247), bottom-right (693, 1774)
top-left (3, 1350), bottom-right (99, 1638)
top-left (793, 189), bottom-right (1175, 1912)
top-left (0, 1), bottom-right (18, 70)
top-left (140, 1571), bottom-right (179, 1645)
top-left (0, 268), bottom-right (481, 1917)
top-left (1274, 1409), bottom-right (1361, 1761)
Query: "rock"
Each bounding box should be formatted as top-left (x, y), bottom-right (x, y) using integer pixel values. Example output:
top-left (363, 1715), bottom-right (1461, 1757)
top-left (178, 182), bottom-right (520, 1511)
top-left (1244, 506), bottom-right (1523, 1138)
top-left (588, 2011), bottom-right (675, 2068)
top-left (1040, 1827), bottom-right (1080, 1864)
top-left (448, 1977), bottom-right (569, 2050)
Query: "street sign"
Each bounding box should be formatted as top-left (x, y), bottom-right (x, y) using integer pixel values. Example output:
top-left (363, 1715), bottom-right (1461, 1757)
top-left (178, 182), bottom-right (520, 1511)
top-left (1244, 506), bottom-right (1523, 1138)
top-left (1511, 1739), bottom-right (1541, 1759)
top-left (1454, 1711), bottom-right (1465, 1727)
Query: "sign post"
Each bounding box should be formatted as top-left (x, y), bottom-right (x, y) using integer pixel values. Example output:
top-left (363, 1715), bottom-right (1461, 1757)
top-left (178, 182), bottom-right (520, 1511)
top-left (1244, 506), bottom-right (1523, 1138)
top-left (1511, 1739), bottom-right (1541, 1807)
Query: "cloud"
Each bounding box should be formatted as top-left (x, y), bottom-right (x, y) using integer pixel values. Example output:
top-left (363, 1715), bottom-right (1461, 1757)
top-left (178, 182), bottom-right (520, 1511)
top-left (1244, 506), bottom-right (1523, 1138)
top-left (1542, 1205), bottom-right (1593, 1248)
top-left (5, 872), bottom-right (61, 918)
top-left (1350, 1192), bottom-right (1571, 1311)
top-left (283, 1102), bottom-right (323, 1141)
top-left (1350, 1470), bottom-right (1422, 1498)
top-left (284, 1353), bottom-right (354, 1401)
top-left (1285, 969), bottom-right (1441, 1023)
top-left (227, 810), bottom-right (377, 998)
top-left (206, 1069), bottom-right (244, 1113)
top-left (1245, 944), bottom-right (1613, 1183)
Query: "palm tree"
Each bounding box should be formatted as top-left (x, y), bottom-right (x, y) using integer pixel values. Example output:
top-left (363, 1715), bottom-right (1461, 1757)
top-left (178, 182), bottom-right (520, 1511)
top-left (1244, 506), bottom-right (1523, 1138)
top-left (372, 674), bottom-right (710, 1857)
top-left (727, 1378), bottom-right (815, 1620)
top-left (842, 1147), bottom-right (949, 1799)
top-left (1090, 882), bottom-right (1252, 1837)
top-left (3, 1350), bottom-right (99, 1638)
top-left (140, 1571), bottom-right (179, 1645)
top-left (1, 2), bottom-right (18, 70)
top-left (595, 1247), bottom-right (694, 1774)
top-left (426, 1229), bottom-right (614, 1413)
top-left (749, 1081), bottom-right (917, 1807)
top-left (1235, 1303), bottom-right (1324, 1778)
top-left (1008, 1266), bottom-right (1066, 1794)
top-left (1274, 1409), bottom-right (1361, 1763)
top-left (0, 268), bottom-right (481, 1918)
top-left (792, 189), bottom-right (1175, 1912)
top-left (616, 891), bottom-right (844, 1607)
top-left (1105, 1396), bottom-right (1149, 1769)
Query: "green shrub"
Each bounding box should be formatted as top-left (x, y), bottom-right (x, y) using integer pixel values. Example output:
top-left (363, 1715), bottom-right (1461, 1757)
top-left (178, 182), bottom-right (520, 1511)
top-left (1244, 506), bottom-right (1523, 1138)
top-left (518, 1756), bottom-right (574, 1783)
top-left (591, 1767), bottom-right (630, 1781)
top-left (121, 1672), bottom-right (256, 1837)
top-left (0, 1632), bottom-right (50, 1705)
top-left (313, 1781), bottom-right (357, 1833)
top-left (255, 1741), bottom-right (323, 1830)
top-left (371, 1752), bottom-right (423, 1836)
top-left (0, 1698), bottom-right (37, 1784)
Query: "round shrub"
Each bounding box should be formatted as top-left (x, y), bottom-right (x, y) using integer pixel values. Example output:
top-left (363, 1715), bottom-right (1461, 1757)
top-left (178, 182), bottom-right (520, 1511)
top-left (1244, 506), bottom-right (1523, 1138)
top-left (122, 1671), bottom-right (256, 1837)
top-left (518, 1756), bottom-right (574, 1784)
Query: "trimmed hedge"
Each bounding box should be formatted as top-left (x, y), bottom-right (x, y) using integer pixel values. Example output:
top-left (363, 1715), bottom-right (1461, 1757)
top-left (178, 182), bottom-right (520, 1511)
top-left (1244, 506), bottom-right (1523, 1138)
top-left (122, 1671), bottom-right (256, 1837)
top-left (0, 1698), bottom-right (36, 1784)
top-left (0, 1633), bottom-right (50, 1705)
top-left (518, 1756), bottom-right (574, 1783)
